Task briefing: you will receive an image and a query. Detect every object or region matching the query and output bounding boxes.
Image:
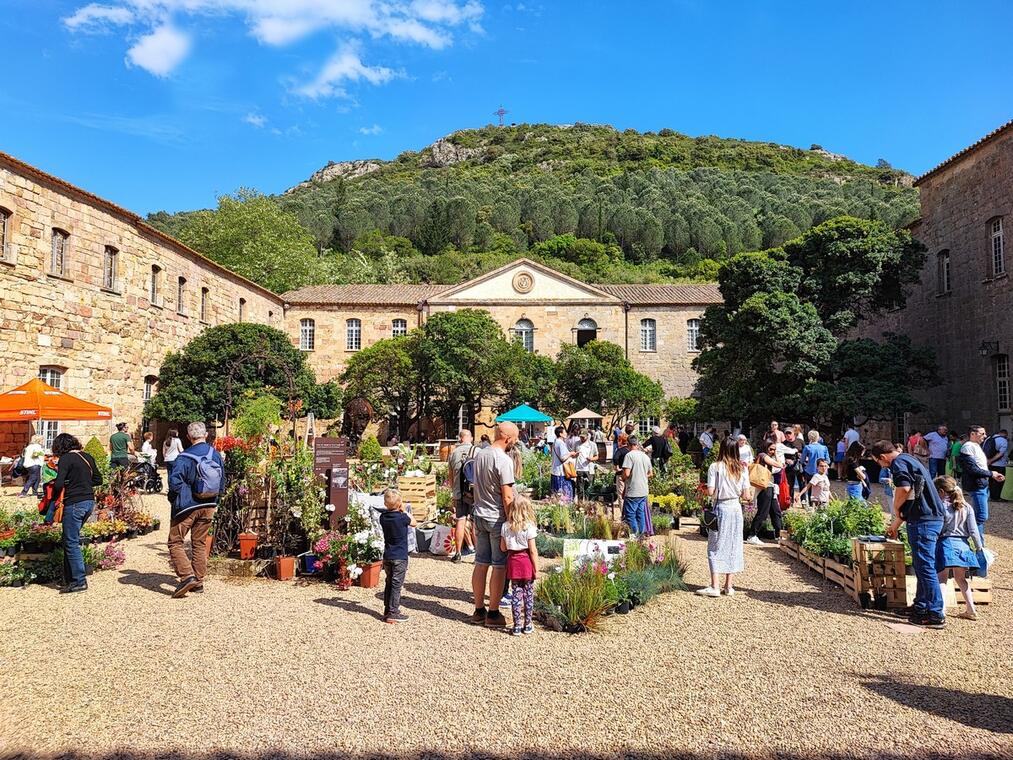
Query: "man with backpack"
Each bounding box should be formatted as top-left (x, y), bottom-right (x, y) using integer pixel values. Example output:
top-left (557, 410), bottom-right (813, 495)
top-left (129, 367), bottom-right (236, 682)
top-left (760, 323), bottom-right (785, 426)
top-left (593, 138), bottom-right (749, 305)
top-left (167, 421), bottom-right (224, 598)
top-left (983, 429), bottom-right (1008, 501)
top-left (447, 429), bottom-right (476, 564)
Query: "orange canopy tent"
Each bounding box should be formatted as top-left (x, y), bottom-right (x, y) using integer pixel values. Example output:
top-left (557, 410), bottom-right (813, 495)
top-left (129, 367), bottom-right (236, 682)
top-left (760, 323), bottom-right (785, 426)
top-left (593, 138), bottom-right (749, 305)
top-left (0, 378), bottom-right (112, 422)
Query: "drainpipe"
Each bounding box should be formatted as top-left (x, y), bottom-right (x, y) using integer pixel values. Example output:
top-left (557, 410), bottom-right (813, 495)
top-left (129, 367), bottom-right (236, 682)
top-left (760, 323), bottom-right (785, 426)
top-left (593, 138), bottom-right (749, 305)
top-left (417, 300), bottom-right (427, 327)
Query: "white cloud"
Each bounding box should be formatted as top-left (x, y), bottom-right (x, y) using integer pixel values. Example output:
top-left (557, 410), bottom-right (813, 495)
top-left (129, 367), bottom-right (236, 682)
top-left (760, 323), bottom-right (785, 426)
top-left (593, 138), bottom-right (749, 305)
top-left (125, 24), bottom-right (191, 77)
top-left (244, 112), bottom-right (267, 127)
top-left (297, 44), bottom-right (397, 99)
top-left (63, 3), bottom-right (134, 31)
top-left (359, 124), bottom-right (383, 135)
top-left (63, 1), bottom-right (487, 91)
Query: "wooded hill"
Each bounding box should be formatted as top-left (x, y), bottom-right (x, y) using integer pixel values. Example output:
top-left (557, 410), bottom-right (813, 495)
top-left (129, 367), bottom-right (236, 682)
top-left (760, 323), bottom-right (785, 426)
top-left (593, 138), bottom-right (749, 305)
top-left (147, 123), bottom-right (920, 290)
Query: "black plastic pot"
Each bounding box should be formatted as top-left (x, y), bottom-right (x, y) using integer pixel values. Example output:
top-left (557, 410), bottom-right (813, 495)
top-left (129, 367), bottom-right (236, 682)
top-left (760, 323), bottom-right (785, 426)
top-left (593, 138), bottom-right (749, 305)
top-left (616, 600), bottom-right (631, 614)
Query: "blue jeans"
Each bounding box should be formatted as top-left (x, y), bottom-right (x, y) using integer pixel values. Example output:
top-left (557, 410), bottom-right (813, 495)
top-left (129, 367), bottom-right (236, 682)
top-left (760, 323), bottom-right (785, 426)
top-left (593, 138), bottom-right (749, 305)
top-left (907, 519), bottom-right (944, 617)
top-left (550, 475), bottom-right (573, 501)
top-left (20, 465), bottom-right (42, 497)
top-left (845, 483), bottom-right (863, 500)
top-left (623, 496), bottom-right (647, 534)
top-left (967, 487), bottom-right (989, 577)
top-left (928, 458), bottom-right (946, 479)
top-left (62, 499), bottom-right (94, 586)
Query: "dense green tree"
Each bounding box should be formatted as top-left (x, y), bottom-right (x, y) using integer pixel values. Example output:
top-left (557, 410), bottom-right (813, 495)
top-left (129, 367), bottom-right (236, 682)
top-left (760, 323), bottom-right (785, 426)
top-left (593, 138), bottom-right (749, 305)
top-left (173, 190), bottom-right (323, 293)
top-left (339, 336), bottom-right (421, 439)
top-left (144, 324), bottom-right (341, 425)
top-left (555, 341), bottom-right (663, 423)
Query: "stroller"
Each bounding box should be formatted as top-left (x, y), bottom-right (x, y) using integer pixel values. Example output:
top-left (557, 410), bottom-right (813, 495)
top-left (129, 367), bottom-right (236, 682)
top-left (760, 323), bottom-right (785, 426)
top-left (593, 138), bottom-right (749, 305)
top-left (127, 460), bottom-right (163, 494)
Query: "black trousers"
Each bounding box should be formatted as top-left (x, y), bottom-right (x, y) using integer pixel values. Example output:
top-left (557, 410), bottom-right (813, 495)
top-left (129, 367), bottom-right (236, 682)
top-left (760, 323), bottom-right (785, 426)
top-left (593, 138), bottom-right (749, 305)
top-left (382, 559), bottom-right (408, 616)
top-left (751, 485), bottom-right (782, 538)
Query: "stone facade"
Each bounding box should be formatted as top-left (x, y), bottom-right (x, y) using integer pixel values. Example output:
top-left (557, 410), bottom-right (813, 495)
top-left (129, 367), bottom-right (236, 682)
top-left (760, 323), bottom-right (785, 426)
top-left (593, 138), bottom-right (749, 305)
top-left (862, 121), bottom-right (1013, 438)
top-left (0, 152), bottom-right (283, 456)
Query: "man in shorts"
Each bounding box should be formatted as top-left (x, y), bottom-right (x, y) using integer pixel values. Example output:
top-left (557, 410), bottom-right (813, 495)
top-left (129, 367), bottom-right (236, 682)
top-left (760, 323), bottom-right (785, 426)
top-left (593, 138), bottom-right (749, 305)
top-left (447, 429), bottom-right (476, 564)
top-left (469, 421), bottom-right (518, 628)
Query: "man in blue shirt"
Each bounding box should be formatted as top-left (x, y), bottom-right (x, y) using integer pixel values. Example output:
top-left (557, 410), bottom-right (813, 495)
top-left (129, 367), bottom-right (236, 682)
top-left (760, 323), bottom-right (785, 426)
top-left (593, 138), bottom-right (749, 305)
top-left (869, 440), bottom-right (946, 628)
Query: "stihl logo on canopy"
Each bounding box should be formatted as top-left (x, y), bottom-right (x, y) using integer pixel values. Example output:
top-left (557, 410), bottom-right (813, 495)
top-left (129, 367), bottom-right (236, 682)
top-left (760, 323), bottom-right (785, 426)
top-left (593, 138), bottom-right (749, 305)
top-left (19, 410), bottom-right (37, 416)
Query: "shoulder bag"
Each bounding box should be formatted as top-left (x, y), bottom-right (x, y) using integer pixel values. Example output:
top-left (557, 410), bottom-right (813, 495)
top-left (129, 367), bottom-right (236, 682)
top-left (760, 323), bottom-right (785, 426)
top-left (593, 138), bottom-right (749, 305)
top-left (702, 466), bottom-right (721, 530)
top-left (748, 461), bottom-right (772, 489)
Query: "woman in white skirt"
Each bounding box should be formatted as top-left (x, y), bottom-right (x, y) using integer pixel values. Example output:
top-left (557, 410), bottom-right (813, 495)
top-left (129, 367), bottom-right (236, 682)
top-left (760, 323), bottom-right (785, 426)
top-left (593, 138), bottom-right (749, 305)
top-left (697, 436), bottom-right (752, 597)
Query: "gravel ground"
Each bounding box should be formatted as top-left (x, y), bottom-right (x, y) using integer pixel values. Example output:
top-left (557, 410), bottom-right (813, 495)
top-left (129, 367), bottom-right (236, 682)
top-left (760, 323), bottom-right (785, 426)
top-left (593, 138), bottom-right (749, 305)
top-left (1, 489), bottom-right (1012, 760)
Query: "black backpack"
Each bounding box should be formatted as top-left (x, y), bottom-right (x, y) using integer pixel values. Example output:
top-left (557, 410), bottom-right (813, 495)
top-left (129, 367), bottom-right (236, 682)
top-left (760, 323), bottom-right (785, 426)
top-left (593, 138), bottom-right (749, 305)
top-left (982, 435), bottom-right (999, 459)
top-left (458, 446), bottom-right (478, 505)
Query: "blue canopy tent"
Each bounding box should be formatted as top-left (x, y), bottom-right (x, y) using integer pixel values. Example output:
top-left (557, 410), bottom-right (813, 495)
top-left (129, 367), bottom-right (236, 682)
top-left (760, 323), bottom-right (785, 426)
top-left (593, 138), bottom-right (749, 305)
top-left (495, 403), bottom-right (553, 424)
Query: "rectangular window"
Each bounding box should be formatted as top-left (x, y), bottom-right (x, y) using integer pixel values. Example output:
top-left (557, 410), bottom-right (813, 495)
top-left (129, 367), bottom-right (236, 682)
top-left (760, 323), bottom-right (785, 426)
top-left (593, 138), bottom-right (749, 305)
top-left (638, 416), bottom-right (658, 437)
top-left (992, 218), bottom-right (1005, 277)
top-left (346, 318), bottom-right (362, 351)
top-left (150, 265), bottom-right (161, 305)
top-left (300, 319), bottom-right (315, 351)
top-left (143, 376), bottom-right (157, 402)
top-left (177, 277), bottom-right (187, 315)
top-left (37, 367), bottom-right (63, 449)
top-left (937, 250), bottom-right (951, 294)
top-left (0, 208), bottom-right (12, 264)
top-left (997, 354), bottom-right (1010, 412)
top-left (640, 319), bottom-right (657, 352)
top-left (392, 318), bottom-right (408, 337)
top-left (238, 298), bottom-right (246, 322)
top-left (103, 246), bottom-right (118, 290)
top-left (687, 319), bottom-right (701, 352)
top-left (50, 229), bottom-right (68, 276)
top-left (200, 287), bottom-right (210, 322)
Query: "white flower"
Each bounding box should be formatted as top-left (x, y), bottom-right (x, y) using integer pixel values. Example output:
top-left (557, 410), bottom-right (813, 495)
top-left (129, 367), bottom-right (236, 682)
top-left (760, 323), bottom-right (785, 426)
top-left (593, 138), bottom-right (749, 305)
top-left (325, 504), bottom-right (335, 512)
top-left (354, 530), bottom-right (369, 545)
top-left (349, 565), bottom-right (363, 579)
top-left (608, 572), bottom-right (616, 580)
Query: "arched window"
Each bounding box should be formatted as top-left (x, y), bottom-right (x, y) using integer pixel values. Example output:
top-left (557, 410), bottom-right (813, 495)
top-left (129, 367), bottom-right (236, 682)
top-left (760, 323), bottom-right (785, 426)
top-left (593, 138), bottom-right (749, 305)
top-left (1, 207), bottom-right (15, 264)
top-left (150, 265), bottom-right (161, 305)
top-left (143, 375), bottom-right (158, 402)
top-left (937, 250), bottom-right (951, 294)
top-left (991, 217), bottom-right (1005, 277)
top-left (200, 287), bottom-right (210, 322)
top-left (51, 229), bottom-right (69, 276)
top-left (687, 318), bottom-right (701, 352)
top-left (513, 318), bottom-right (535, 352)
top-left (392, 318), bottom-right (408, 337)
top-left (346, 318), bottom-right (362, 351)
top-left (103, 246), bottom-right (118, 291)
top-left (576, 317), bottom-right (598, 347)
top-left (176, 277), bottom-right (187, 315)
top-left (300, 318), bottom-right (316, 351)
top-left (640, 318), bottom-right (657, 352)
top-left (38, 366), bottom-right (64, 449)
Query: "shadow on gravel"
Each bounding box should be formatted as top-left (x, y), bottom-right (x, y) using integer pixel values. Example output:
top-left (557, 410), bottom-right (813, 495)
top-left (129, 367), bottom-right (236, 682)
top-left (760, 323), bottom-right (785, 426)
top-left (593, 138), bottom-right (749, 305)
top-left (861, 675), bottom-right (1013, 734)
top-left (312, 597), bottom-right (383, 620)
top-left (3, 748), bottom-right (1011, 760)
top-left (313, 594), bottom-right (464, 624)
top-left (404, 581), bottom-right (474, 603)
top-left (116, 569), bottom-right (178, 594)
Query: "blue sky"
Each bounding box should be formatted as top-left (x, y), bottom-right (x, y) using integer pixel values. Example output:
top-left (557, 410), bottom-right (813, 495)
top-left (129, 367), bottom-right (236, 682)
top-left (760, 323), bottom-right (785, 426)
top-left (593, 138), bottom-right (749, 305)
top-left (3, 0), bottom-right (1012, 215)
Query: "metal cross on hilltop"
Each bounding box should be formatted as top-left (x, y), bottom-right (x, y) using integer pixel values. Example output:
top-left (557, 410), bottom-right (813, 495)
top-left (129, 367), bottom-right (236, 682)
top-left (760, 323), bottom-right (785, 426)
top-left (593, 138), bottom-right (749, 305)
top-left (493, 105), bottom-right (508, 126)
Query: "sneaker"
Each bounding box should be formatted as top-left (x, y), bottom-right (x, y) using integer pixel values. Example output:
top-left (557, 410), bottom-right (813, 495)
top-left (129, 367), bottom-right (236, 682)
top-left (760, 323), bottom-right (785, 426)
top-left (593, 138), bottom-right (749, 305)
top-left (485, 610), bottom-right (508, 628)
top-left (469, 607), bottom-right (487, 625)
top-left (500, 593), bottom-right (512, 606)
top-left (910, 613), bottom-right (946, 629)
top-left (385, 612), bottom-right (409, 623)
top-left (959, 609), bottom-right (978, 621)
top-left (695, 586), bottom-right (721, 597)
top-left (745, 536), bottom-right (764, 545)
top-left (511, 627), bottom-right (523, 637)
top-left (461, 547), bottom-right (475, 557)
top-left (450, 552), bottom-right (463, 564)
top-left (522, 624), bottom-right (534, 635)
top-left (172, 576), bottom-right (198, 599)
top-left (190, 585), bottom-right (204, 594)
top-left (60, 582), bottom-right (88, 594)
top-left (722, 587), bottom-right (736, 596)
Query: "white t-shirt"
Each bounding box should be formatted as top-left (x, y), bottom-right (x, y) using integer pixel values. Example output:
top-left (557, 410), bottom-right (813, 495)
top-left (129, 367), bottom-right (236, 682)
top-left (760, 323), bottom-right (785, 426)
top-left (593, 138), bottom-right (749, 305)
top-left (551, 438), bottom-right (571, 477)
top-left (471, 446), bottom-right (516, 522)
top-left (576, 440), bottom-right (597, 472)
top-left (738, 444), bottom-right (754, 465)
top-left (500, 521), bottom-right (537, 551)
top-left (163, 437), bottom-right (184, 462)
top-left (22, 443), bottom-right (46, 467)
top-left (140, 441), bottom-right (157, 466)
top-left (923, 431), bottom-right (949, 460)
top-left (808, 473), bottom-right (831, 504)
top-left (961, 441), bottom-right (988, 472)
top-left (707, 461), bottom-right (750, 502)
top-left (844, 428), bottom-right (860, 448)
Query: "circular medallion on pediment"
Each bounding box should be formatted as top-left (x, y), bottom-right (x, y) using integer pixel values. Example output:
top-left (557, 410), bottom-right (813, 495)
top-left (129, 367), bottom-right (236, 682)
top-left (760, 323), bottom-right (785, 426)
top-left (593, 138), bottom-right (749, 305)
top-left (512, 271), bottom-right (535, 294)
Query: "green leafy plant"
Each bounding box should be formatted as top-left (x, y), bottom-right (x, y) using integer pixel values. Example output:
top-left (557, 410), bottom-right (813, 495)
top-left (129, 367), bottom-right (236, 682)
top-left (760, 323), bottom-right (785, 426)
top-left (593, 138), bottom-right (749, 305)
top-left (233, 393), bottom-right (283, 440)
top-left (357, 435), bottom-right (383, 462)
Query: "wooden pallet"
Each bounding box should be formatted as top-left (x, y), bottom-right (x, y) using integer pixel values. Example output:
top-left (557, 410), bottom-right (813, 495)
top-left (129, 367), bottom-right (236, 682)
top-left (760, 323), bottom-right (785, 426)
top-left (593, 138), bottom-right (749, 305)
top-left (799, 546), bottom-right (825, 575)
top-left (779, 536), bottom-right (800, 560)
top-left (822, 556), bottom-right (859, 600)
top-left (398, 474), bottom-right (437, 521)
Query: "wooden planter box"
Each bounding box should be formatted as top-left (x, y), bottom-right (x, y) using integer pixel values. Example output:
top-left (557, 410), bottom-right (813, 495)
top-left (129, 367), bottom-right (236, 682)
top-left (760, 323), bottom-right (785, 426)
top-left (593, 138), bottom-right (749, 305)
top-left (779, 536), bottom-right (800, 561)
top-left (398, 474), bottom-right (437, 521)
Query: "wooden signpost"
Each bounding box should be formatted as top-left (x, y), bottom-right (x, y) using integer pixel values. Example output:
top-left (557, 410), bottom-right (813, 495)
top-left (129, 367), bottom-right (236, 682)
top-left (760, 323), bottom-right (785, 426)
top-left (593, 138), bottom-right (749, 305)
top-left (314, 437), bottom-right (348, 528)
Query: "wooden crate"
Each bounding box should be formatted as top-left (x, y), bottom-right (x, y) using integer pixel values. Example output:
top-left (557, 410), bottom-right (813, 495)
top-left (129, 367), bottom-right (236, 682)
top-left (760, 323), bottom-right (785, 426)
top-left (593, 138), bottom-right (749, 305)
top-left (951, 577), bottom-right (992, 606)
top-left (398, 474), bottom-right (437, 521)
top-left (779, 537), bottom-right (800, 560)
top-left (800, 548), bottom-right (825, 576)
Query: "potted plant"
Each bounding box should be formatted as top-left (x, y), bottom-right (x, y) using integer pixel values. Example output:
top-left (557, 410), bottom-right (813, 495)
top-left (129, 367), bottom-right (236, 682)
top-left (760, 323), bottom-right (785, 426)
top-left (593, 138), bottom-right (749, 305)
top-left (275, 555), bottom-right (296, 580)
top-left (345, 496), bottom-right (384, 589)
top-left (238, 531), bottom-right (259, 560)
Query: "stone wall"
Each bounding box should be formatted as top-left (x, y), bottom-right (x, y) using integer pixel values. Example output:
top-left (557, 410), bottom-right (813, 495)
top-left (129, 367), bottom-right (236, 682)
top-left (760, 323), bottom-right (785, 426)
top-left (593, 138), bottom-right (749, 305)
top-left (0, 155), bottom-right (283, 457)
top-left (861, 129), bottom-right (1013, 437)
top-left (626, 305), bottom-right (705, 399)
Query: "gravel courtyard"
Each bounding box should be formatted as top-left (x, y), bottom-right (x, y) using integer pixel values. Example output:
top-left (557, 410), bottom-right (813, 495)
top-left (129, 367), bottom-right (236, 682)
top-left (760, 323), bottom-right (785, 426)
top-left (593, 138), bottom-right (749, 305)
top-left (2, 492), bottom-right (1012, 760)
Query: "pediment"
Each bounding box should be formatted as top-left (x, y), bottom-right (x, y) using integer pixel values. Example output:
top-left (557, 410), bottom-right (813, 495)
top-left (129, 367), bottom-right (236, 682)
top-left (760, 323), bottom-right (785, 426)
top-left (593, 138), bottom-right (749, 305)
top-left (431, 259), bottom-right (620, 303)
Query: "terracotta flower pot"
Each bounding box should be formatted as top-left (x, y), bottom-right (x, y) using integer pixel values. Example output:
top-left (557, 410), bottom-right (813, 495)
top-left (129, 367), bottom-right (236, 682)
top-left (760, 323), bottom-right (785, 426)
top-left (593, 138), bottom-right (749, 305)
top-left (275, 555), bottom-right (295, 581)
top-left (357, 560), bottom-right (382, 589)
top-left (238, 532), bottom-right (258, 560)
top-left (206, 533), bottom-right (214, 558)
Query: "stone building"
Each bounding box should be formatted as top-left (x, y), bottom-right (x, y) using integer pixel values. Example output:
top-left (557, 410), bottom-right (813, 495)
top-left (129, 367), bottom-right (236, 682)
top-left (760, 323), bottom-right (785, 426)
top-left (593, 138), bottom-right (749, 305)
top-left (282, 258), bottom-right (720, 434)
top-left (864, 119), bottom-right (1013, 437)
top-left (0, 151), bottom-right (283, 456)
top-left (0, 149), bottom-right (719, 457)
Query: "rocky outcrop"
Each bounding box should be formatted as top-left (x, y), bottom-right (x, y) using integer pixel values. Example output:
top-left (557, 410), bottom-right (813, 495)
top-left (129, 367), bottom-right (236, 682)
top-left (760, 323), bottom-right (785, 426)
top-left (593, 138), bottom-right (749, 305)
top-left (284, 160), bottom-right (382, 194)
top-left (423, 139), bottom-right (482, 168)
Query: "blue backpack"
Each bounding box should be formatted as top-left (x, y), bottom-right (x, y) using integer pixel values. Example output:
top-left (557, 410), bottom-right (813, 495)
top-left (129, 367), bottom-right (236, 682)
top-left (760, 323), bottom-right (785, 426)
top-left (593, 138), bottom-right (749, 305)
top-left (180, 448), bottom-right (223, 500)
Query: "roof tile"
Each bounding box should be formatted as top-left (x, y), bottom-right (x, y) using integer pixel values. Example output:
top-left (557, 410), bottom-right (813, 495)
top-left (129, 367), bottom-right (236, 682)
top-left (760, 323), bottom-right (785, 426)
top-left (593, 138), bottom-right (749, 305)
top-left (283, 283), bottom-right (447, 305)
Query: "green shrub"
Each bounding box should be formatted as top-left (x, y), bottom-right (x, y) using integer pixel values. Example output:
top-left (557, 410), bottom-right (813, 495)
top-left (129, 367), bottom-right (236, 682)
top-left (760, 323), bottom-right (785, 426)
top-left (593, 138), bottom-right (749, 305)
top-left (586, 514), bottom-right (613, 540)
top-left (535, 559), bottom-right (619, 632)
top-left (357, 435), bottom-right (383, 461)
top-left (652, 513), bottom-right (674, 532)
top-left (83, 437), bottom-right (110, 482)
top-left (232, 393), bottom-right (283, 440)
top-left (535, 533), bottom-right (564, 558)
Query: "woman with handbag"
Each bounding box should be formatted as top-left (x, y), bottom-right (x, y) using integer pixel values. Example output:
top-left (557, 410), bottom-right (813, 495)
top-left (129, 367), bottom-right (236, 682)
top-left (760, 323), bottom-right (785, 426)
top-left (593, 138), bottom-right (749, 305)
top-left (746, 440), bottom-right (783, 545)
top-left (50, 433), bottom-right (103, 594)
top-left (696, 437), bottom-right (752, 598)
